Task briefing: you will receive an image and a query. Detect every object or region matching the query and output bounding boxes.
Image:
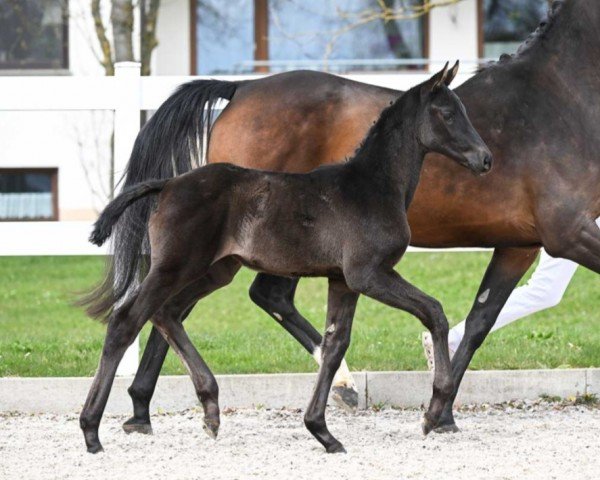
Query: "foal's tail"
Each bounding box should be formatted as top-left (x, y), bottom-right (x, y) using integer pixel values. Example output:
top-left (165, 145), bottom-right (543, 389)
top-left (89, 179), bottom-right (168, 247)
top-left (80, 79), bottom-right (241, 320)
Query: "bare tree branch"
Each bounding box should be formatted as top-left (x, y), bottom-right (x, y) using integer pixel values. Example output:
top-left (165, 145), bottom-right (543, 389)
top-left (111, 0), bottom-right (135, 62)
top-left (141, 0), bottom-right (161, 76)
top-left (91, 0), bottom-right (114, 75)
top-left (323, 0), bottom-right (466, 63)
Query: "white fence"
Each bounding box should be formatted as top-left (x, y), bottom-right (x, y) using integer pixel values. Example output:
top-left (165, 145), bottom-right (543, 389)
top-left (0, 63), bottom-right (484, 374)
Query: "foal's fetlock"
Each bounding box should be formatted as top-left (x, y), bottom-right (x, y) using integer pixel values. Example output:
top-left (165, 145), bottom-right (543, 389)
top-left (202, 417), bottom-right (220, 439)
top-left (80, 417), bottom-right (103, 453)
top-left (123, 386), bottom-right (153, 434)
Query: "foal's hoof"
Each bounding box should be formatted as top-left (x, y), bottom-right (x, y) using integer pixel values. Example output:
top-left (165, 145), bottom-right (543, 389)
top-left (332, 385), bottom-right (359, 412)
top-left (434, 423), bottom-right (460, 434)
top-left (87, 443), bottom-right (104, 454)
top-left (421, 413), bottom-right (436, 436)
top-left (202, 418), bottom-right (220, 440)
top-left (326, 441), bottom-right (347, 454)
top-left (122, 417), bottom-right (153, 435)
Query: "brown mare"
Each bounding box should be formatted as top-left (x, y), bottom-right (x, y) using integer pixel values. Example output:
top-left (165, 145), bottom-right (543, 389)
top-left (84, 0), bottom-right (599, 435)
top-left (81, 66), bottom-right (492, 453)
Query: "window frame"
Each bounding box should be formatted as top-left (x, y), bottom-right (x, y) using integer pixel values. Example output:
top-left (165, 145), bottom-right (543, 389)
top-left (0, 167), bottom-right (59, 222)
top-left (0, 0), bottom-right (70, 72)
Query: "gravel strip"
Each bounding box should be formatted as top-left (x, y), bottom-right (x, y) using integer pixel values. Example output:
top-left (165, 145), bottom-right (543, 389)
top-left (1, 404), bottom-right (598, 480)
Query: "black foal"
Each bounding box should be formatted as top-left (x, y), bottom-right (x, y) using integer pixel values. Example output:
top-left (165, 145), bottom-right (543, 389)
top-left (80, 63), bottom-right (492, 453)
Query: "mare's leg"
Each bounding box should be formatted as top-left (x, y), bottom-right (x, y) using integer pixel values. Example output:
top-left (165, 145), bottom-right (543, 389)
top-left (346, 266), bottom-right (453, 434)
top-left (543, 216), bottom-right (600, 274)
top-left (249, 273), bottom-right (359, 409)
top-left (80, 270), bottom-right (179, 453)
top-left (124, 259), bottom-right (240, 434)
top-left (436, 247), bottom-right (538, 432)
top-left (304, 279), bottom-right (359, 453)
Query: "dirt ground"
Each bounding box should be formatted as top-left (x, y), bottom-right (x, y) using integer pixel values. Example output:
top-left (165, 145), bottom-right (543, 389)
top-left (1, 402), bottom-right (599, 480)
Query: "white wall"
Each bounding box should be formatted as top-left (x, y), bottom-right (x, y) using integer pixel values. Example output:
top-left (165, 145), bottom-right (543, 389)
top-left (429, 0), bottom-right (479, 72)
top-left (154, 0), bottom-right (191, 75)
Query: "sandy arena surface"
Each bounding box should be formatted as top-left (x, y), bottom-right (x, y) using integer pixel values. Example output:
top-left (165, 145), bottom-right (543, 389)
top-left (1, 403), bottom-right (599, 480)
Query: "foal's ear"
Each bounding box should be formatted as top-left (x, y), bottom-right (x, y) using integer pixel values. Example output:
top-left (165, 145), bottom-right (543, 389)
top-left (421, 62), bottom-right (449, 95)
top-left (444, 60), bottom-right (459, 86)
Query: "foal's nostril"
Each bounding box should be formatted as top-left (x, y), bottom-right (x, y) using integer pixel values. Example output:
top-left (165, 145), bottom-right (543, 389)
top-left (482, 153), bottom-right (493, 172)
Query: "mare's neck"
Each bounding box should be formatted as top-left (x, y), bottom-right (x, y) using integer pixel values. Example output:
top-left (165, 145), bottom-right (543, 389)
top-left (348, 89), bottom-right (426, 197)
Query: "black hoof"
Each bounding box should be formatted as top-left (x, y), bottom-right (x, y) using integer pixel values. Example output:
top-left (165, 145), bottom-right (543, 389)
top-left (203, 418), bottom-right (220, 439)
top-left (122, 417), bottom-right (153, 435)
top-left (433, 423), bottom-right (460, 434)
top-left (421, 413), bottom-right (436, 436)
top-left (326, 441), bottom-right (347, 454)
top-left (331, 385), bottom-right (359, 412)
top-left (87, 443), bottom-right (104, 454)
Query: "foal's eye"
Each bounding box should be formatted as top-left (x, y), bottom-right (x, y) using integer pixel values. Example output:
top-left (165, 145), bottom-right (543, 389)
top-left (443, 112), bottom-right (454, 124)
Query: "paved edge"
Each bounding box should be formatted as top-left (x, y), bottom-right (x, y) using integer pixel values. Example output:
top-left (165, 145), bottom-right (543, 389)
top-left (0, 369), bottom-right (597, 414)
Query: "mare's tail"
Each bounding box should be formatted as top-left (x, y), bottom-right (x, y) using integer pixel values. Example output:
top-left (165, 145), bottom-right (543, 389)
top-left (80, 79), bottom-right (240, 320)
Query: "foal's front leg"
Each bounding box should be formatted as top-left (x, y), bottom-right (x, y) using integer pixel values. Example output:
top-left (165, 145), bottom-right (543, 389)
top-left (304, 279), bottom-right (359, 453)
top-left (249, 273), bottom-right (359, 410)
top-left (347, 266), bottom-right (453, 434)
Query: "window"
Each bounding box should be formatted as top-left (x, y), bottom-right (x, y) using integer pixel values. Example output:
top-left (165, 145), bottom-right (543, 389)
top-left (480, 0), bottom-right (548, 59)
top-left (268, 0), bottom-right (426, 73)
top-left (194, 0), bottom-right (427, 74)
top-left (195, 0), bottom-right (254, 74)
top-left (0, 169), bottom-right (58, 221)
top-left (0, 0), bottom-right (69, 70)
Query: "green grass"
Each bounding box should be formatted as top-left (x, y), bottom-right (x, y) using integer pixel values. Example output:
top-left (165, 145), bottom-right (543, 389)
top-left (0, 254), bottom-right (598, 377)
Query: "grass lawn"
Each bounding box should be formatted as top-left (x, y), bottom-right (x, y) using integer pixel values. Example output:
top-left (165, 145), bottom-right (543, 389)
top-left (0, 254), bottom-right (598, 377)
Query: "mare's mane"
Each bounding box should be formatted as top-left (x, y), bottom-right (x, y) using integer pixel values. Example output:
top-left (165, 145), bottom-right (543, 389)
top-left (477, 0), bottom-right (566, 73)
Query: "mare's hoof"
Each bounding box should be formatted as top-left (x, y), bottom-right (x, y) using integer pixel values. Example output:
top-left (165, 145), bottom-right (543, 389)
top-left (434, 423), bottom-right (460, 434)
top-left (203, 419), bottom-right (220, 440)
top-left (421, 413), bottom-right (436, 436)
top-left (326, 442), bottom-right (347, 454)
top-left (122, 417), bottom-right (153, 435)
top-left (332, 385), bottom-right (359, 413)
top-left (87, 443), bottom-right (104, 454)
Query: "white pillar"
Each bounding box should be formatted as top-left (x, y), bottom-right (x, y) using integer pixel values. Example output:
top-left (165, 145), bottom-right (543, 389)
top-left (114, 61), bottom-right (141, 376)
top-left (428, 0), bottom-right (479, 72)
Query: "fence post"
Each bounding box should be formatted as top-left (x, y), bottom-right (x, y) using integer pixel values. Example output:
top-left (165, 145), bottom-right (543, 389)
top-left (114, 61), bottom-right (141, 376)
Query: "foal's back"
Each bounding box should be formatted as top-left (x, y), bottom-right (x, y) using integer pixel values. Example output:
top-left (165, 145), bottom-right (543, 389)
top-left (150, 161), bottom-right (397, 278)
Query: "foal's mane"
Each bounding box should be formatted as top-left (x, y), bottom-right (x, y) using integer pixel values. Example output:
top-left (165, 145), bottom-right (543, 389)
top-left (348, 86), bottom-right (418, 163)
top-left (477, 0), bottom-right (565, 73)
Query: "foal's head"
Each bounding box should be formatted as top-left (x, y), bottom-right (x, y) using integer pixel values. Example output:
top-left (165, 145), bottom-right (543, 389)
top-left (416, 62), bottom-right (492, 174)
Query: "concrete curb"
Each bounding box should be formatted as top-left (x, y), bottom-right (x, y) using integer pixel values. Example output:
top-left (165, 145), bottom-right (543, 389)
top-left (0, 369), bottom-right (597, 414)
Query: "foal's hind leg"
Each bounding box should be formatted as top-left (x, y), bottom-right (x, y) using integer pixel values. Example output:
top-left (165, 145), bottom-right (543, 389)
top-left (151, 310), bottom-right (222, 439)
top-left (123, 259), bottom-right (241, 434)
top-left (346, 266), bottom-right (453, 434)
top-left (249, 273), bottom-right (359, 410)
top-left (435, 247), bottom-right (538, 433)
top-left (304, 279), bottom-right (358, 453)
top-left (80, 271), bottom-right (178, 453)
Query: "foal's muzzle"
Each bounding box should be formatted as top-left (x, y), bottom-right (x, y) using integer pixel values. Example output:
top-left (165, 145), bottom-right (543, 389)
top-left (467, 148), bottom-right (493, 175)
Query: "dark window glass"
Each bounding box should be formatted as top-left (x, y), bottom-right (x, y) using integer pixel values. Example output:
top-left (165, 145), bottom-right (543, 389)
top-left (0, 0), bottom-right (68, 70)
top-left (268, 0), bottom-right (425, 73)
top-left (0, 170), bottom-right (56, 220)
top-left (196, 0), bottom-right (253, 74)
top-left (483, 0), bottom-right (548, 59)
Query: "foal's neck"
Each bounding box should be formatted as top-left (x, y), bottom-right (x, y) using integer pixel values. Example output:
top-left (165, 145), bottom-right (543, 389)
top-left (348, 89), bottom-right (426, 197)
